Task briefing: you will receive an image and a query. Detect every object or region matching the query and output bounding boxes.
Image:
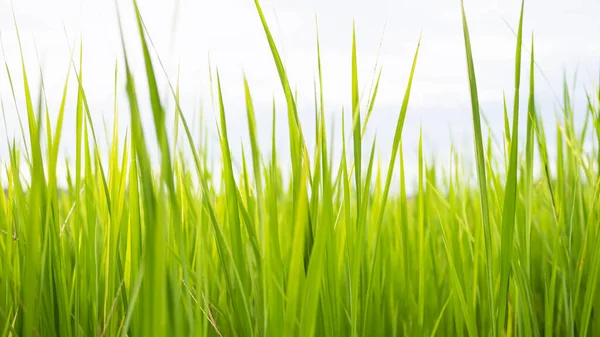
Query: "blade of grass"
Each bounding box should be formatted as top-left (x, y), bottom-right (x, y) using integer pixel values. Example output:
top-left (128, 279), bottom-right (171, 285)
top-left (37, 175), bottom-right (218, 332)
top-left (460, 2), bottom-right (496, 334)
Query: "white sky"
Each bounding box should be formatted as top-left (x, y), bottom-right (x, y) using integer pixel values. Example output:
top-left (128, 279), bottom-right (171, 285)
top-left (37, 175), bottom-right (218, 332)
top-left (0, 0), bottom-right (599, 183)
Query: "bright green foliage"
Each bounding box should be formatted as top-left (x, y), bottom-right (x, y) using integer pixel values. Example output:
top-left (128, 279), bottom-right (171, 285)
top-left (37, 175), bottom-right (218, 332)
top-left (1, 1), bottom-right (600, 336)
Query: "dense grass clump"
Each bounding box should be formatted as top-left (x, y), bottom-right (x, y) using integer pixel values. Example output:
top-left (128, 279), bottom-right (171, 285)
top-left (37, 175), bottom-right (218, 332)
top-left (1, 0), bottom-right (600, 336)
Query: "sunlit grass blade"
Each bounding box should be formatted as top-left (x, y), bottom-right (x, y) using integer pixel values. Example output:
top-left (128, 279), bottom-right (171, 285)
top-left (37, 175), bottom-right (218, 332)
top-left (460, 2), bottom-right (496, 334)
top-left (498, 2), bottom-right (524, 333)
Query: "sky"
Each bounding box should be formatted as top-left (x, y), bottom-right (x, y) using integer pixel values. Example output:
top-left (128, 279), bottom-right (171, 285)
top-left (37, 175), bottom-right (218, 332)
top-left (0, 0), bottom-right (599, 184)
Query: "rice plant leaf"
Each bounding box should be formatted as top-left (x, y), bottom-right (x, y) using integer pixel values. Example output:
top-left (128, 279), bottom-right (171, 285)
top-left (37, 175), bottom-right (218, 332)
top-left (498, 2), bottom-right (525, 333)
top-left (460, 2), bottom-right (496, 334)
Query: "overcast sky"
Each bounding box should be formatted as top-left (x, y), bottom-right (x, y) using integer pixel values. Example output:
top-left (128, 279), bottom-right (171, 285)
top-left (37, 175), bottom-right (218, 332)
top-left (1, 0), bottom-right (599, 182)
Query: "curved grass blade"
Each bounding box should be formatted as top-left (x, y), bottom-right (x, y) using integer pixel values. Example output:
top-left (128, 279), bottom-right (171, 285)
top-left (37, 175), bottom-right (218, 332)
top-left (460, 2), bottom-right (496, 334)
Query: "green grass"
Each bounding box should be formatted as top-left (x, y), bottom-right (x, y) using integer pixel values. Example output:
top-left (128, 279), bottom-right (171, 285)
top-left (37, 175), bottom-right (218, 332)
top-left (1, 0), bottom-right (600, 336)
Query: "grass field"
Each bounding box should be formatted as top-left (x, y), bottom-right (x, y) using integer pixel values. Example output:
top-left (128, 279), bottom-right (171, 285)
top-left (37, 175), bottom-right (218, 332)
top-left (1, 0), bottom-right (600, 336)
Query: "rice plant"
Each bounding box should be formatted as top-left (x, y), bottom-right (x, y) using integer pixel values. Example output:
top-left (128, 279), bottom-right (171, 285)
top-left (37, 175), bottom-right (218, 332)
top-left (1, 0), bottom-right (599, 336)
